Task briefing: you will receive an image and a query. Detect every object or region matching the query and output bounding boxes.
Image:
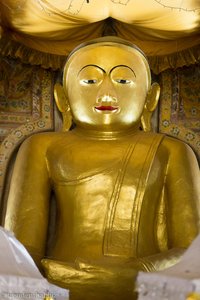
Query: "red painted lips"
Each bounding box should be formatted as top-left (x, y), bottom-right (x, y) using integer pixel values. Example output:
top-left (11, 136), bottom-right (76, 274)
top-left (95, 106), bottom-right (118, 111)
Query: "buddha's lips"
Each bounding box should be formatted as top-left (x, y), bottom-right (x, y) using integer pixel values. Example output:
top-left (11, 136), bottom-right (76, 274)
top-left (95, 105), bottom-right (119, 111)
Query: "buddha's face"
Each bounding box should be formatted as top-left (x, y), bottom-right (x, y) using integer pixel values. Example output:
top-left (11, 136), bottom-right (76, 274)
top-left (64, 44), bottom-right (151, 132)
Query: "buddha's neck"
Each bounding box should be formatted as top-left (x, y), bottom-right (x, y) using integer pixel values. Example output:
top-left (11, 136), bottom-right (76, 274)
top-left (72, 125), bottom-right (141, 140)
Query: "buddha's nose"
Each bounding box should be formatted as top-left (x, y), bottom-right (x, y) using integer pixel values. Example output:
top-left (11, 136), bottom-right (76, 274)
top-left (96, 77), bottom-right (117, 104)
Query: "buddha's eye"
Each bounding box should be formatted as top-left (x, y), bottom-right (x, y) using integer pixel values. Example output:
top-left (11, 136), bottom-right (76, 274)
top-left (81, 79), bottom-right (97, 84)
top-left (115, 79), bottom-right (132, 84)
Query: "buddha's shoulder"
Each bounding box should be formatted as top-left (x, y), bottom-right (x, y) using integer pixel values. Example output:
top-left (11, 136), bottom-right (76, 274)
top-left (161, 134), bottom-right (195, 158)
top-left (20, 131), bottom-right (72, 151)
top-left (138, 132), bottom-right (194, 158)
top-left (139, 132), bottom-right (191, 152)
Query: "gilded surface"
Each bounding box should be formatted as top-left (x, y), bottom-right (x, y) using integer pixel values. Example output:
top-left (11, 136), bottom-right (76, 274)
top-left (4, 37), bottom-right (200, 299)
top-left (187, 293), bottom-right (200, 300)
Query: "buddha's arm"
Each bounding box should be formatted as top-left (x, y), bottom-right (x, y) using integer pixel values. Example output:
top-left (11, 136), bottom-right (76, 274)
top-left (41, 257), bottom-right (142, 299)
top-left (4, 134), bottom-right (51, 268)
top-left (139, 138), bottom-right (200, 271)
top-left (41, 249), bottom-right (183, 292)
top-left (165, 139), bottom-right (200, 246)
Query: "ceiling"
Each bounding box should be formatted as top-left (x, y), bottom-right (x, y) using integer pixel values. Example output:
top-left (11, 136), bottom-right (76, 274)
top-left (0, 0), bottom-right (200, 73)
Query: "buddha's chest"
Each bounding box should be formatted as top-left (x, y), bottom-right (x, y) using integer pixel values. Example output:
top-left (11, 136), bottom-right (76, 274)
top-left (48, 135), bottom-right (166, 259)
top-left (47, 141), bottom-right (128, 182)
top-left (46, 134), bottom-right (166, 189)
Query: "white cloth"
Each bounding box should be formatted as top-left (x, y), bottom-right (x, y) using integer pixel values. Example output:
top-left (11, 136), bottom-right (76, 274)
top-left (136, 234), bottom-right (200, 299)
top-left (0, 227), bottom-right (69, 300)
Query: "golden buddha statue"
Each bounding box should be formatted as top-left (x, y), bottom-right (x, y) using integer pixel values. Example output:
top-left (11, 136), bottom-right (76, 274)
top-left (4, 37), bottom-right (200, 300)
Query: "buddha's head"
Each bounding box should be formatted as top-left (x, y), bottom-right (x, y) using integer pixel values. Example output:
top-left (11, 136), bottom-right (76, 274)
top-left (61, 36), bottom-right (159, 133)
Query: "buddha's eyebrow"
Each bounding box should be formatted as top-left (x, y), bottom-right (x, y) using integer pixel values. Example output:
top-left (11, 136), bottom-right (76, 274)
top-left (78, 64), bottom-right (106, 75)
top-left (110, 65), bottom-right (136, 77)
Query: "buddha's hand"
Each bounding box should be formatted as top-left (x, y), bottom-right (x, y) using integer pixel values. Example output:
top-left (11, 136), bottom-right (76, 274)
top-left (41, 257), bottom-right (142, 299)
top-left (41, 258), bottom-right (113, 286)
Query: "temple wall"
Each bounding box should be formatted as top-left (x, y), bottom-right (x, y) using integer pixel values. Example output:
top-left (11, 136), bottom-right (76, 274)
top-left (158, 65), bottom-right (200, 164)
top-left (0, 56), bottom-right (56, 220)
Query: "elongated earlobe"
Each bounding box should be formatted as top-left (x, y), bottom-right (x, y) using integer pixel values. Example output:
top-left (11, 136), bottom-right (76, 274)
top-left (141, 82), bottom-right (160, 132)
top-left (54, 83), bottom-right (72, 131)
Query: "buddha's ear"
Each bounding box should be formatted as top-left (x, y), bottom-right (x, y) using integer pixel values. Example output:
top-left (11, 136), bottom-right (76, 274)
top-left (141, 82), bottom-right (160, 132)
top-left (54, 83), bottom-right (69, 113)
top-left (54, 83), bottom-right (72, 131)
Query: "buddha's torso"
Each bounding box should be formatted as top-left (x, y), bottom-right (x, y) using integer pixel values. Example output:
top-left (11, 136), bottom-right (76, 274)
top-left (45, 130), bottom-right (168, 262)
